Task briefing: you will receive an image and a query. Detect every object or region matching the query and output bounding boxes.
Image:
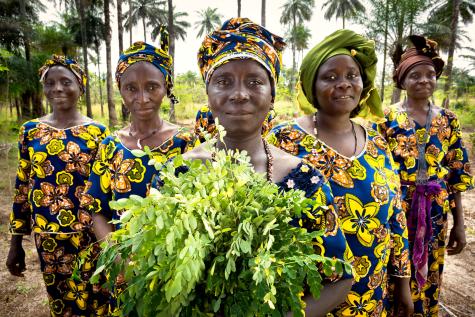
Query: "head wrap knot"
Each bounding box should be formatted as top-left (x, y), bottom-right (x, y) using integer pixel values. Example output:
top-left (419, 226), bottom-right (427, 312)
top-left (197, 17), bottom-right (286, 97)
top-left (39, 55), bottom-right (87, 94)
top-left (116, 26), bottom-right (178, 105)
top-left (298, 29), bottom-right (384, 123)
top-left (394, 35), bottom-right (445, 89)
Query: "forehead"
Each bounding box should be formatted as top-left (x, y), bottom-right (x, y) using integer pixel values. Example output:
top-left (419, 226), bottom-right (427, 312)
top-left (44, 65), bottom-right (77, 80)
top-left (212, 59), bottom-right (269, 77)
top-left (121, 61), bottom-right (165, 84)
top-left (407, 63), bottom-right (436, 74)
top-left (318, 55), bottom-right (360, 73)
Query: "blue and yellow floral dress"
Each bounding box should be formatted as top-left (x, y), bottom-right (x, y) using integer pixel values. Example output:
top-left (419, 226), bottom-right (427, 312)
top-left (82, 130), bottom-right (197, 224)
top-left (268, 122), bottom-right (411, 317)
top-left (9, 119), bottom-right (110, 316)
top-left (376, 104), bottom-right (474, 317)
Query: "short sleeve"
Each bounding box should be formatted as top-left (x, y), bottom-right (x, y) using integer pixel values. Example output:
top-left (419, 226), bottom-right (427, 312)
top-left (445, 114), bottom-right (474, 192)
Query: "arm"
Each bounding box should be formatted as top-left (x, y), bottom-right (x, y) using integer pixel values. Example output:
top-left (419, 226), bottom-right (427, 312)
top-left (6, 126), bottom-right (31, 276)
top-left (299, 279), bottom-right (353, 317)
top-left (447, 191), bottom-right (466, 255)
top-left (92, 212), bottom-right (114, 242)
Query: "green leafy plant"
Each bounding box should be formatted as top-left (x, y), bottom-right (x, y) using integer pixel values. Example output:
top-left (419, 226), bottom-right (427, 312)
top-left (92, 128), bottom-right (350, 316)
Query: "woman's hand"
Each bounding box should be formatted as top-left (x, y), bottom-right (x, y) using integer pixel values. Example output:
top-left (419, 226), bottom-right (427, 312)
top-left (447, 223), bottom-right (466, 255)
top-left (6, 235), bottom-right (26, 277)
top-left (393, 277), bottom-right (414, 316)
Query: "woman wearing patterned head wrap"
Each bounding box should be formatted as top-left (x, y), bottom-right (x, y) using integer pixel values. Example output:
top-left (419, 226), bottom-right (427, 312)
top-left (376, 35), bottom-right (473, 316)
top-left (268, 29), bottom-right (414, 316)
top-left (178, 18), bottom-right (353, 315)
top-left (6, 55), bottom-right (110, 315)
top-left (84, 28), bottom-right (197, 244)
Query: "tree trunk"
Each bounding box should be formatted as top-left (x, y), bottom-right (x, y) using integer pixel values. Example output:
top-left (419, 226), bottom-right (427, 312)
top-left (128, 0), bottom-right (133, 45)
top-left (117, 0), bottom-right (124, 53)
top-left (380, 0), bottom-right (389, 101)
top-left (167, 0), bottom-right (176, 123)
top-left (31, 91), bottom-right (43, 117)
top-left (95, 44), bottom-right (104, 117)
top-left (443, 0), bottom-right (461, 99)
top-left (142, 17), bottom-right (147, 42)
top-left (75, 0), bottom-right (93, 118)
top-left (237, 0), bottom-right (241, 16)
top-left (15, 98), bottom-right (21, 121)
top-left (20, 93), bottom-right (31, 119)
top-left (261, 0), bottom-right (266, 26)
top-left (104, 0), bottom-right (118, 126)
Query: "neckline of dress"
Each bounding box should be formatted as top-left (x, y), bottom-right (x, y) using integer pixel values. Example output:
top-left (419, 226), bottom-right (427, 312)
top-left (36, 119), bottom-right (94, 131)
top-left (293, 120), bottom-right (369, 161)
top-left (114, 128), bottom-right (183, 152)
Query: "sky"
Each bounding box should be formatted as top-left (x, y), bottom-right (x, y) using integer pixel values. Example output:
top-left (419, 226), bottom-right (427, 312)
top-left (40, 0), bottom-right (475, 77)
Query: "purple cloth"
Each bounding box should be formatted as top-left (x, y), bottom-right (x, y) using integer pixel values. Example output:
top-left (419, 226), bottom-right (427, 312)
top-left (403, 181), bottom-right (442, 288)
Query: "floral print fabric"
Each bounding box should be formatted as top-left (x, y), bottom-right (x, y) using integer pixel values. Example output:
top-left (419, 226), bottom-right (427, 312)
top-left (83, 130), bottom-right (197, 223)
top-left (9, 119), bottom-right (110, 315)
top-left (268, 122), bottom-right (410, 316)
top-left (10, 120), bottom-right (109, 234)
top-left (376, 104), bottom-right (474, 316)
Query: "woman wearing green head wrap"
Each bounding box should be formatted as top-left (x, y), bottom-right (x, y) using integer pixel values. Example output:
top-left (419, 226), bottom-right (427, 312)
top-left (268, 30), bottom-right (414, 316)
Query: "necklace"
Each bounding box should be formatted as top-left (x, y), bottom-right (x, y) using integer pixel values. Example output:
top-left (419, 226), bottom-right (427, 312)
top-left (128, 119), bottom-right (162, 150)
top-left (313, 113), bottom-right (358, 158)
top-left (211, 139), bottom-right (274, 182)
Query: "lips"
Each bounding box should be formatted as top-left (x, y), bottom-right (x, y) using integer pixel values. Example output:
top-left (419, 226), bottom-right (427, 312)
top-left (333, 95), bottom-right (354, 100)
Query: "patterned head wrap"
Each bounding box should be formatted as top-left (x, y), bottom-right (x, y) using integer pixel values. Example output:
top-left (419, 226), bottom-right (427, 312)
top-left (197, 17), bottom-right (286, 98)
top-left (39, 55), bottom-right (87, 94)
top-left (115, 27), bottom-right (178, 105)
top-left (394, 35), bottom-right (445, 89)
top-left (298, 29), bottom-right (384, 123)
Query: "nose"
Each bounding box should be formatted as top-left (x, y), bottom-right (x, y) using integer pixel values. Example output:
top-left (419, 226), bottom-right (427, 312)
top-left (137, 88), bottom-right (151, 104)
top-left (230, 82), bottom-right (249, 102)
top-left (335, 78), bottom-right (352, 90)
top-left (52, 81), bottom-right (64, 92)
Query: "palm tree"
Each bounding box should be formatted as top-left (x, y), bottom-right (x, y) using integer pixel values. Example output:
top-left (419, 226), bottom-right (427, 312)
top-left (289, 24), bottom-right (311, 62)
top-left (125, 0), bottom-right (165, 42)
top-left (322, 0), bottom-right (365, 28)
top-left (104, 0), bottom-right (118, 126)
top-left (195, 7), bottom-right (222, 38)
top-left (238, 0), bottom-right (241, 16)
top-left (280, 0), bottom-right (314, 90)
top-left (150, 11), bottom-right (189, 42)
top-left (461, 47), bottom-right (475, 70)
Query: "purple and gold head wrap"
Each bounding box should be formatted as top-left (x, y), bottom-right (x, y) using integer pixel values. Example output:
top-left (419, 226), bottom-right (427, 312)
top-left (39, 55), bottom-right (87, 94)
top-left (115, 26), bottom-right (178, 105)
top-left (394, 35), bottom-right (445, 89)
top-left (197, 17), bottom-right (286, 97)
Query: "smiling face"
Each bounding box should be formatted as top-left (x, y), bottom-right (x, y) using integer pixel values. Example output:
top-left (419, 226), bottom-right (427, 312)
top-left (43, 65), bottom-right (82, 111)
top-left (402, 64), bottom-right (436, 100)
top-left (119, 61), bottom-right (167, 121)
top-left (207, 59), bottom-right (273, 137)
top-left (314, 55), bottom-right (363, 117)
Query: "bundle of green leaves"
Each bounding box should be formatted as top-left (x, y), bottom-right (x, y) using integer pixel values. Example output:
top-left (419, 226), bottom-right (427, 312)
top-left (92, 137), bottom-right (350, 316)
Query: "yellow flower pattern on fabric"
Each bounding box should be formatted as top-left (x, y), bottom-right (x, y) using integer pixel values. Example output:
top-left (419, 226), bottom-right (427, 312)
top-left (16, 159), bottom-right (31, 182)
top-left (29, 148), bottom-right (54, 178)
top-left (46, 139), bottom-right (65, 155)
top-left (64, 279), bottom-right (89, 310)
top-left (33, 214), bottom-right (60, 233)
top-left (341, 194), bottom-right (381, 247)
top-left (341, 290), bottom-right (377, 316)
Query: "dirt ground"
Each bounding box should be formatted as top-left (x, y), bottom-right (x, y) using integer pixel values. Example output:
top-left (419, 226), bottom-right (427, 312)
top-left (0, 146), bottom-right (474, 317)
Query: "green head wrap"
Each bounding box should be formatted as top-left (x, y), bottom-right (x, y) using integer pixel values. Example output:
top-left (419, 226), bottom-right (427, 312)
top-left (297, 29), bottom-right (384, 123)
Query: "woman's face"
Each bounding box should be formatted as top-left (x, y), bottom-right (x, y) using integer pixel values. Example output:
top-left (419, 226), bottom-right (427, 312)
top-left (119, 61), bottom-right (167, 121)
top-left (207, 59), bottom-right (272, 137)
top-left (314, 55), bottom-right (363, 117)
top-left (43, 65), bottom-right (82, 111)
top-left (402, 64), bottom-right (436, 100)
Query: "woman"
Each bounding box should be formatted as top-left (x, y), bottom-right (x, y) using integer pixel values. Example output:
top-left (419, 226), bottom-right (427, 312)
top-left (268, 30), bottom-right (413, 316)
top-left (176, 18), bottom-right (353, 316)
top-left (83, 28), bottom-right (196, 242)
top-left (376, 35), bottom-right (473, 316)
top-left (6, 55), bottom-right (110, 316)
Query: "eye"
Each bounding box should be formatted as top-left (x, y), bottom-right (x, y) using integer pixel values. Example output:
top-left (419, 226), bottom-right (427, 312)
top-left (409, 73), bottom-right (420, 79)
top-left (324, 74), bottom-right (336, 81)
top-left (249, 79), bottom-right (263, 86)
top-left (347, 73), bottom-right (358, 79)
top-left (125, 85), bottom-right (136, 92)
top-left (216, 78), bottom-right (229, 86)
top-left (45, 80), bottom-right (54, 86)
top-left (62, 80), bottom-right (72, 86)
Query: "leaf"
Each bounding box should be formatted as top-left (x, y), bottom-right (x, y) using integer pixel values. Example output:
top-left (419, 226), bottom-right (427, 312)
top-left (131, 149), bottom-right (147, 157)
